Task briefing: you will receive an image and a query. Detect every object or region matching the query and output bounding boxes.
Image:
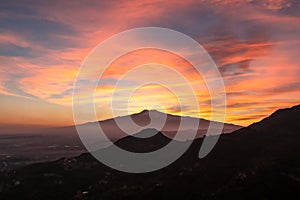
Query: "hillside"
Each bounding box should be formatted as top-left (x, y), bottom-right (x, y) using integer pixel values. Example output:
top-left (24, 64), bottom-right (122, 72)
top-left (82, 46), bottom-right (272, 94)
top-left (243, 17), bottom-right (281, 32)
top-left (0, 105), bottom-right (300, 200)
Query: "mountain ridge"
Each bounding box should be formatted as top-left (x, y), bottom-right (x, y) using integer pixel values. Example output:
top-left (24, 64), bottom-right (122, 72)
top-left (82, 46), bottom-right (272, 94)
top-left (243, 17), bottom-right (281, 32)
top-left (1, 104), bottom-right (300, 199)
top-left (81, 109), bottom-right (241, 127)
top-left (73, 109), bottom-right (242, 142)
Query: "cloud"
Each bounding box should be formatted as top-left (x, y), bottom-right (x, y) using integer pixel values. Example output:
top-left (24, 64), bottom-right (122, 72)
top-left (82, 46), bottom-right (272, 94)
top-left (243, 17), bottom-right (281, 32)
top-left (219, 59), bottom-right (254, 77)
top-left (4, 79), bottom-right (38, 99)
top-left (0, 0), bottom-right (299, 126)
top-left (0, 17), bottom-right (77, 49)
top-left (167, 105), bottom-right (191, 113)
top-left (0, 43), bottom-right (35, 57)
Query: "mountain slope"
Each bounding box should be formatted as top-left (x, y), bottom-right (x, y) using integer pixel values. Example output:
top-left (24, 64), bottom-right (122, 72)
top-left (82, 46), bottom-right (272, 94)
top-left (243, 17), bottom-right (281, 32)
top-left (114, 128), bottom-right (172, 153)
top-left (75, 109), bottom-right (242, 142)
top-left (0, 110), bottom-right (240, 169)
top-left (1, 105), bottom-right (300, 200)
top-left (249, 104), bottom-right (300, 133)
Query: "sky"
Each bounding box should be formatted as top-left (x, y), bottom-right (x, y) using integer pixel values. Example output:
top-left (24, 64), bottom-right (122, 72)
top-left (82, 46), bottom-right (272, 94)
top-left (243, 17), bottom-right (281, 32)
top-left (0, 0), bottom-right (300, 127)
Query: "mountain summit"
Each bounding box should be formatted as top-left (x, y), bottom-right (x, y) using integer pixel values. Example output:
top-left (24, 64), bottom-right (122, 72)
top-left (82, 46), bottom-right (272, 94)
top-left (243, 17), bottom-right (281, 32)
top-left (2, 105), bottom-right (300, 199)
top-left (80, 109), bottom-right (243, 142)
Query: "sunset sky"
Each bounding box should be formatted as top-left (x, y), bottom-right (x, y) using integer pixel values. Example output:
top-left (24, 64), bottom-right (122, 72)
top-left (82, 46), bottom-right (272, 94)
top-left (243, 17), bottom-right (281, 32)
top-left (1, 0), bottom-right (300, 127)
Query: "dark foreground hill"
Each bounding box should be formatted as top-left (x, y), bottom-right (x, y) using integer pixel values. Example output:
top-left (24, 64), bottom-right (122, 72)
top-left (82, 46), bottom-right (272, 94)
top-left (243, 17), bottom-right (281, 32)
top-left (0, 110), bottom-right (241, 170)
top-left (1, 105), bottom-right (300, 200)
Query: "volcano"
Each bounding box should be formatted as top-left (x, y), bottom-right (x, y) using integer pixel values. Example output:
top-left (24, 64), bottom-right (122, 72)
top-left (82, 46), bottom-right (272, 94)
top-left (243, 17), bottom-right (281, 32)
top-left (1, 105), bottom-right (300, 199)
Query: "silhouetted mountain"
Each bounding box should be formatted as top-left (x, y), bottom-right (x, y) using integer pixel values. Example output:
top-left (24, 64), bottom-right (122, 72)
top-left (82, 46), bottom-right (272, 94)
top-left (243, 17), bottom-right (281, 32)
top-left (0, 110), bottom-right (241, 170)
top-left (114, 128), bottom-right (172, 153)
top-left (249, 104), bottom-right (300, 133)
top-left (1, 105), bottom-right (300, 200)
top-left (75, 109), bottom-right (242, 142)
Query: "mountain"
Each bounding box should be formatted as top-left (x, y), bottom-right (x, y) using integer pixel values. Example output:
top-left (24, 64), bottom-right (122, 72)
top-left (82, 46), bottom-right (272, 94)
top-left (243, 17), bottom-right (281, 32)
top-left (114, 128), bottom-right (172, 153)
top-left (249, 105), bottom-right (300, 133)
top-left (0, 110), bottom-right (241, 170)
top-left (72, 109), bottom-right (242, 142)
top-left (1, 105), bottom-right (300, 200)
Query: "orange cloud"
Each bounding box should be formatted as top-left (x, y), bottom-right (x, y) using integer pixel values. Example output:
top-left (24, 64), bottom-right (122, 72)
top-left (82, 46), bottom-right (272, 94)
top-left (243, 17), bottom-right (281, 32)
top-left (0, 0), bottom-right (300, 127)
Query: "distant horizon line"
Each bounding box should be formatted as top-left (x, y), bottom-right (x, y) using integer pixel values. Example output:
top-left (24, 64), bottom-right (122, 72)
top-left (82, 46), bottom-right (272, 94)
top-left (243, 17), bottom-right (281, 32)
top-left (1, 104), bottom-right (299, 131)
